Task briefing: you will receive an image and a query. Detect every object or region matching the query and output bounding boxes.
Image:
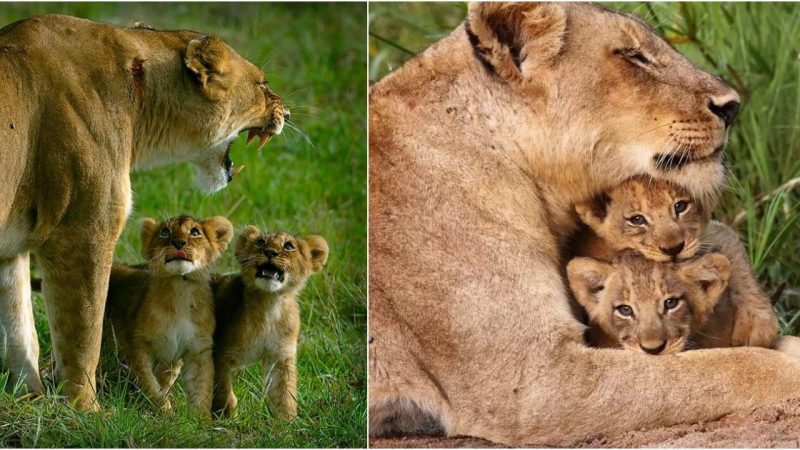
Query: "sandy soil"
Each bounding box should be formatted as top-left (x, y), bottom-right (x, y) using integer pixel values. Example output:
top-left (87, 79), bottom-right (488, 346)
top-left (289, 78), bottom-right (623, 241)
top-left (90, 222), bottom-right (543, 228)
top-left (370, 398), bottom-right (800, 448)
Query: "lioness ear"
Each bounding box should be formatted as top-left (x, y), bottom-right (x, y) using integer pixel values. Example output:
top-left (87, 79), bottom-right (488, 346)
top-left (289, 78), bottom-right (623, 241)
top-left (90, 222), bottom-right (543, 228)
top-left (566, 257), bottom-right (614, 313)
top-left (467, 2), bottom-right (567, 80)
top-left (679, 253), bottom-right (731, 307)
top-left (575, 192), bottom-right (611, 230)
top-left (235, 225), bottom-right (261, 260)
top-left (185, 35), bottom-right (232, 98)
top-left (139, 218), bottom-right (159, 259)
top-left (202, 216), bottom-right (234, 252)
top-left (304, 235), bottom-right (329, 273)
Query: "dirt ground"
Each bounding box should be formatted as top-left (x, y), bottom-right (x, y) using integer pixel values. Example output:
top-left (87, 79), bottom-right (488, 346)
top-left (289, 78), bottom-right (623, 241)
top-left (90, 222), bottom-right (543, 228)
top-left (370, 398), bottom-right (800, 448)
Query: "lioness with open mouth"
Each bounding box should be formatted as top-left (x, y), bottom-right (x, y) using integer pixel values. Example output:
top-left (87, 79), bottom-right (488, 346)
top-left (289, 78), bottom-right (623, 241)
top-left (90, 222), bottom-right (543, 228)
top-left (0, 14), bottom-right (287, 410)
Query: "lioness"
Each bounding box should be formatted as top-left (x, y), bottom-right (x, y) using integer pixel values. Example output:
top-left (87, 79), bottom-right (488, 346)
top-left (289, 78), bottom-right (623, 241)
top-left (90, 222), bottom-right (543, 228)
top-left (568, 251), bottom-right (732, 353)
top-left (105, 215), bottom-right (232, 416)
top-left (369, 2), bottom-right (800, 446)
top-left (211, 227), bottom-right (328, 419)
top-left (0, 15), bottom-right (286, 409)
top-left (574, 176), bottom-right (778, 348)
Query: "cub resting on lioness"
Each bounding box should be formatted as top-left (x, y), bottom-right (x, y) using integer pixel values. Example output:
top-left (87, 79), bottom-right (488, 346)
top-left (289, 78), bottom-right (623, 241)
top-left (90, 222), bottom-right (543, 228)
top-left (0, 14), bottom-right (287, 409)
top-left (105, 215), bottom-right (232, 416)
top-left (211, 227), bottom-right (328, 419)
top-left (573, 176), bottom-right (778, 349)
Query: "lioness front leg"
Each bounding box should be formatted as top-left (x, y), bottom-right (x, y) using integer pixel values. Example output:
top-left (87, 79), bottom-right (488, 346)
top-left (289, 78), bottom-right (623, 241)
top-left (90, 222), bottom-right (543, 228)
top-left (264, 355), bottom-right (297, 420)
top-left (0, 253), bottom-right (44, 395)
top-left (182, 349), bottom-right (214, 419)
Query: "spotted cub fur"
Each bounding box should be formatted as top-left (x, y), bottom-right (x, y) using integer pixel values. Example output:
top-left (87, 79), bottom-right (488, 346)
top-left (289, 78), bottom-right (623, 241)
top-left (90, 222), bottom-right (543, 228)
top-left (104, 215), bottom-right (232, 416)
top-left (211, 226), bottom-right (328, 419)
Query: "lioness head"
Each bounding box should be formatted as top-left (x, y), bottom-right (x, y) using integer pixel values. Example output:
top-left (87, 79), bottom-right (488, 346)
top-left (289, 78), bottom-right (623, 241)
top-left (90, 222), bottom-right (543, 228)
top-left (575, 176), bottom-right (710, 262)
top-left (132, 31), bottom-right (290, 193)
top-left (235, 226), bottom-right (329, 294)
top-left (567, 251), bottom-right (730, 355)
top-left (467, 3), bottom-right (740, 200)
top-left (140, 215), bottom-right (233, 276)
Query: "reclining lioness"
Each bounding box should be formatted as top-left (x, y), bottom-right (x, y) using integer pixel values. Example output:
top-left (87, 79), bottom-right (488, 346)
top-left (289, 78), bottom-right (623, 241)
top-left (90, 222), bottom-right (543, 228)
top-left (0, 14), bottom-right (287, 409)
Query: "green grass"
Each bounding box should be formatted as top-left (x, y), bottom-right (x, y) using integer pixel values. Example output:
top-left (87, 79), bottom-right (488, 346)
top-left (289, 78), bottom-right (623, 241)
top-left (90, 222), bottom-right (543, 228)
top-left (370, 3), bottom-right (800, 335)
top-left (0, 3), bottom-right (366, 447)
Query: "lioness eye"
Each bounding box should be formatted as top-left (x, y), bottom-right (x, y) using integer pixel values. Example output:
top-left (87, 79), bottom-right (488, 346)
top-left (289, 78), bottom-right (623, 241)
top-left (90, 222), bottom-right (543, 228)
top-left (664, 297), bottom-right (681, 310)
top-left (255, 239), bottom-right (266, 249)
top-left (616, 305), bottom-right (634, 317)
top-left (159, 228), bottom-right (171, 238)
top-left (627, 215), bottom-right (648, 226)
top-left (674, 200), bottom-right (689, 215)
top-left (190, 227), bottom-right (201, 237)
top-left (630, 51), bottom-right (652, 65)
top-left (283, 241), bottom-right (295, 251)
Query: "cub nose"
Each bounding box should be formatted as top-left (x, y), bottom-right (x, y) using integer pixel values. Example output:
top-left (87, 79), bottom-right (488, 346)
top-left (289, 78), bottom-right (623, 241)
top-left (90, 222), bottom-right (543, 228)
top-left (172, 240), bottom-right (187, 249)
top-left (284, 108), bottom-right (291, 123)
top-left (640, 341), bottom-right (667, 355)
top-left (707, 98), bottom-right (740, 127)
top-left (264, 249), bottom-right (279, 258)
top-left (660, 242), bottom-right (685, 257)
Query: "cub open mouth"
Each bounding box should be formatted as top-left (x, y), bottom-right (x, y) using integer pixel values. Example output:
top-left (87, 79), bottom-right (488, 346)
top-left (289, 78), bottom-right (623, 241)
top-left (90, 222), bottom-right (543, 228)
top-left (245, 127), bottom-right (274, 152)
top-left (256, 263), bottom-right (285, 282)
top-left (166, 250), bottom-right (192, 263)
top-left (653, 144), bottom-right (724, 171)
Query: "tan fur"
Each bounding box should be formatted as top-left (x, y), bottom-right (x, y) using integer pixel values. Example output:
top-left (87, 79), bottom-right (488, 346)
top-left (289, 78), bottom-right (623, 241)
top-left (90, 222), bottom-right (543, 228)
top-left (568, 252), bottom-right (732, 354)
top-left (104, 216), bottom-right (232, 417)
top-left (0, 14), bottom-right (286, 409)
top-left (575, 176), bottom-right (778, 348)
top-left (367, 2), bottom-right (800, 446)
top-left (212, 227), bottom-right (328, 419)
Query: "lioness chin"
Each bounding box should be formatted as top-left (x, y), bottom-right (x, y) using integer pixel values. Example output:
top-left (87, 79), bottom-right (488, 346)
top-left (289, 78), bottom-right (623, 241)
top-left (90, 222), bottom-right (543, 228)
top-left (369, 2), bottom-right (800, 446)
top-left (0, 14), bottom-right (286, 409)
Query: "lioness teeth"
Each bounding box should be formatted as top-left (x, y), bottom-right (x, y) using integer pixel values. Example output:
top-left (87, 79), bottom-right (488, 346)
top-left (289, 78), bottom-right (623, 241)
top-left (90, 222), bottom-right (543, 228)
top-left (231, 165), bottom-right (244, 176)
top-left (256, 135), bottom-right (271, 152)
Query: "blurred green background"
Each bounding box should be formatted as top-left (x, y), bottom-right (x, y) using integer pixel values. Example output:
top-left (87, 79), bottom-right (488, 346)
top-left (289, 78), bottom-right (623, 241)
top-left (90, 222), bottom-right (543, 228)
top-left (0, 2), bottom-right (366, 447)
top-left (370, 3), bottom-right (800, 335)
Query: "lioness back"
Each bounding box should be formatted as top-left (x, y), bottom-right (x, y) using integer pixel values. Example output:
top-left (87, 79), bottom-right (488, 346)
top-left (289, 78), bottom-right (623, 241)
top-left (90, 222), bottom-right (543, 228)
top-left (574, 176), bottom-right (778, 348)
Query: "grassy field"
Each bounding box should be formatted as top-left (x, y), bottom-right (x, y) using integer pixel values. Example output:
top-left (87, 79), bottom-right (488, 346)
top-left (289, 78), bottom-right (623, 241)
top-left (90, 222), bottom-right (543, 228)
top-left (370, 3), bottom-right (800, 335)
top-left (0, 3), bottom-right (366, 447)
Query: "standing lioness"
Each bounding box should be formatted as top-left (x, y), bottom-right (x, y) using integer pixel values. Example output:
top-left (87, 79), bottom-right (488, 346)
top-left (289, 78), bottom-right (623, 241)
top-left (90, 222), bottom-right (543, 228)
top-left (369, 2), bottom-right (800, 446)
top-left (0, 15), bottom-right (287, 410)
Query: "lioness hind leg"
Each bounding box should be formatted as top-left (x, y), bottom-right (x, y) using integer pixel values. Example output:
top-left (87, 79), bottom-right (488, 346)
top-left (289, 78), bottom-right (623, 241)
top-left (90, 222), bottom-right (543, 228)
top-left (0, 253), bottom-right (44, 395)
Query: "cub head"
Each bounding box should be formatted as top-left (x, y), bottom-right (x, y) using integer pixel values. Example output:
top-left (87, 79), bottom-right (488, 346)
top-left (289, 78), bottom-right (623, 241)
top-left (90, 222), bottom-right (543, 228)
top-left (140, 215), bottom-right (233, 277)
top-left (235, 226), bottom-right (329, 294)
top-left (575, 176), bottom-right (710, 262)
top-left (133, 31), bottom-right (290, 193)
top-left (467, 2), bottom-right (740, 200)
top-left (567, 251), bottom-right (731, 355)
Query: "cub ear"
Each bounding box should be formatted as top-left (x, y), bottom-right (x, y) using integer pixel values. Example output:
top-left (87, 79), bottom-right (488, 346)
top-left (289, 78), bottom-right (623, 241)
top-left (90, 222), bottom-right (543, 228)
top-left (201, 216), bottom-right (234, 252)
top-left (304, 235), bottom-right (329, 273)
top-left (678, 253), bottom-right (731, 306)
top-left (566, 257), bottom-right (614, 314)
top-left (235, 225), bottom-right (262, 261)
top-left (139, 218), bottom-right (159, 259)
top-left (184, 35), bottom-right (232, 98)
top-left (574, 192), bottom-right (611, 230)
top-left (466, 2), bottom-right (567, 80)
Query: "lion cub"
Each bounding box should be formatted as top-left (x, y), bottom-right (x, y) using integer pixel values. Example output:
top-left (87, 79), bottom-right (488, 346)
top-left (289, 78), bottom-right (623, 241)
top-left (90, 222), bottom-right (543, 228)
top-left (211, 226), bottom-right (328, 419)
top-left (573, 176), bottom-right (777, 348)
top-left (104, 215), bottom-right (232, 416)
top-left (568, 251), bottom-right (732, 353)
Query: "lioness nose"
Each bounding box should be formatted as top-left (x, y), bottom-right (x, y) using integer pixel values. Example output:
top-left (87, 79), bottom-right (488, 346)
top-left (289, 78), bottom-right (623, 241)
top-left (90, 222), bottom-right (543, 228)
top-left (660, 242), bottom-right (685, 257)
top-left (707, 97), bottom-right (740, 127)
top-left (640, 341), bottom-right (667, 355)
top-left (284, 108), bottom-right (291, 123)
top-left (265, 249), bottom-right (279, 258)
top-left (172, 239), bottom-right (187, 249)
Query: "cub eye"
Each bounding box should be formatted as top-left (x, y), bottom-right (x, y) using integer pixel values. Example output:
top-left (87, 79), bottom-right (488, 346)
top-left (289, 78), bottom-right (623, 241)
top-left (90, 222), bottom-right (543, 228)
top-left (615, 305), bottom-right (634, 317)
top-left (255, 238), bottom-right (266, 249)
top-left (190, 227), bottom-right (201, 237)
top-left (630, 51), bottom-right (652, 66)
top-left (283, 241), bottom-right (295, 251)
top-left (159, 228), bottom-right (171, 238)
top-left (664, 297), bottom-right (681, 310)
top-left (674, 200), bottom-right (690, 215)
top-left (627, 215), bottom-right (648, 226)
